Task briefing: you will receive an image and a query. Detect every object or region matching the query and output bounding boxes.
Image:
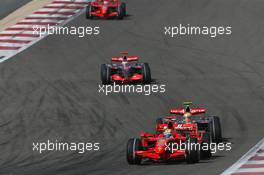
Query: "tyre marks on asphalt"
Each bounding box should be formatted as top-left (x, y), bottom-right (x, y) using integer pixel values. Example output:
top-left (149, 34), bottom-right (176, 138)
top-left (0, 0), bottom-right (91, 63)
top-left (222, 137), bottom-right (264, 175)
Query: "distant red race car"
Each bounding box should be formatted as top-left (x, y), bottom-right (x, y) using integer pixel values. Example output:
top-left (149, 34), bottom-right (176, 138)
top-left (100, 52), bottom-right (151, 84)
top-left (86, 0), bottom-right (126, 19)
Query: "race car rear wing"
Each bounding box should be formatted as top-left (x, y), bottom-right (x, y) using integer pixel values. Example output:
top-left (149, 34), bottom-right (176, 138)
top-left (111, 52), bottom-right (139, 62)
top-left (170, 108), bottom-right (207, 115)
top-left (111, 56), bottom-right (139, 62)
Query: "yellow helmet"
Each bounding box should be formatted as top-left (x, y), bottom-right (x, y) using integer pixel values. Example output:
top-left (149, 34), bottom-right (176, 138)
top-left (183, 112), bottom-right (192, 118)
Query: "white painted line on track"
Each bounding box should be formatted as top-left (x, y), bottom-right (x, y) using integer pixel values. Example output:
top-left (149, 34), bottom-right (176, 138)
top-left (0, 0), bottom-right (93, 62)
top-left (221, 137), bottom-right (264, 175)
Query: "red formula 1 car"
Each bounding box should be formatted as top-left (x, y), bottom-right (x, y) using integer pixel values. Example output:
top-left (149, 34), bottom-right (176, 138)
top-left (156, 102), bottom-right (222, 143)
top-left (100, 52), bottom-right (151, 84)
top-left (155, 118), bottom-right (212, 160)
top-left (86, 0), bottom-right (126, 19)
top-left (127, 128), bottom-right (201, 165)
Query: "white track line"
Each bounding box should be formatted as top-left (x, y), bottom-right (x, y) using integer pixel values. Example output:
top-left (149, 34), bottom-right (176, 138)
top-left (221, 137), bottom-right (264, 175)
top-left (235, 168), bottom-right (264, 173)
top-left (20, 19), bottom-right (63, 23)
top-left (37, 8), bottom-right (77, 12)
top-left (28, 14), bottom-right (72, 18)
top-left (0, 0), bottom-right (93, 62)
top-left (0, 36), bottom-right (38, 40)
top-left (0, 43), bottom-right (29, 47)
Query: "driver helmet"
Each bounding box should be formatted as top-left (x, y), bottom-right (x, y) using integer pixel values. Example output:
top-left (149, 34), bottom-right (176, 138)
top-left (183, 112), bottom-right (192, 118)
top-left (163, 122), bottom-right (173, 138)
top-left (100, 0), bottom-right (108, 4)
top-left (122, 56), bottom-right (128, 64)
top-left (183, 112), bottom-right (192, 122)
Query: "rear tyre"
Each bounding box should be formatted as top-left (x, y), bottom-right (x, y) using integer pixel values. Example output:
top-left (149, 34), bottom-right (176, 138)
top-left (142, 63), bottom-right (151, 84)
top-left (156, 117), bottom-right (164, 134)
top-left (156, 117), bottom-right (164, 125)
top-left (101, 64), bottom-right (111, 85)
top-left (185, 137), bottom-right (200, 164)
top-left (122, 3), bottom-right (126, 16)
top-left (201, 132), bottom-right (212, 159)
top-left (117, 3), bottom-right (126, 19)
top-left (127, 138), bottom-right (142, 165)
top-left (209, 116), bottom-right (222, 143)
top-left (86, 5), bottom-right (92, 19)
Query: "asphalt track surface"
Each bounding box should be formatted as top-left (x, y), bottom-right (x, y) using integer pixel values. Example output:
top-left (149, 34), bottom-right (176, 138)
top-left (0, 0), bottom-right (264, 175)
top-left (0, 0), bottom-right (31, 20)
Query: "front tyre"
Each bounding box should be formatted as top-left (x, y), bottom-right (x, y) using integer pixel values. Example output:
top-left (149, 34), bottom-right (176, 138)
top-left (101, 64), bottom-right (111, 85)
top-left (127, 138), bottom-right (142, 165)
top-left (201, 132), bottom-right (212, 159)
top-left (142, 63), bottom-right (151, 84)
top-left (86, 5), bottom-right (92, 19)
top-left (185, 137), bottom-right (200, 164)
top-left (117, 3), bottom-right (126, 19)
top-left (156, 117), bottom-right (164, 125)
top-left (209, 116), bottom-right (222, 143)
top-left (122, 3), bottom-right (126, 16)
top-left (156, 117), bottom-right (164, 134)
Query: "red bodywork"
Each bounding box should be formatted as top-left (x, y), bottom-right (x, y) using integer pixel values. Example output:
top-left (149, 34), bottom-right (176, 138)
top-left (110, 55), bottom-right (143, 82)
top-left (168, 107), bottom-right (209, 130)
top-left (137, 121), bottom-right (206, 162)
top-left (170, 108), bottom-right (207, 115)
top-left (156, 121), bottom-right (204, 143)
top-left (88, 0), bottom-right (122, 18)
top-left (155, 110), bottom-right (209, 151)
top-left (155, 107), bottom-right (208, 148)
top-left (111, 73), bottom-right (143, 82)
top-left (136, 132), bottom-right (187, 161)
top-left (111, 56), bottom-right (139, 62)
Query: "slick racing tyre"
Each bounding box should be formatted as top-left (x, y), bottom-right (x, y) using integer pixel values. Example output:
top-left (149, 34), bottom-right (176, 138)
top-left (127, 138), bottom-right (142, 165)
top-left (209, 116), bottom-right (222, 143)
top-left (101, 64), bottom-right (111, 85)
top-left (142, 63), bottom-right (151, 84)
top-left (156, 117), bottom-right (164, 134)
top-left (122, 3), bottom-right (126, 16)
top-left (117, 3), bottom-right (126, 19)
top-left (156, 117), bottom-right (165, 125)
top-left (86, 5), bottom-right (93, 19)
top-left (201, 132), bottom-right (212, 159)
top-left (185, 137), bottom-right (200, 164)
